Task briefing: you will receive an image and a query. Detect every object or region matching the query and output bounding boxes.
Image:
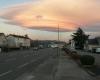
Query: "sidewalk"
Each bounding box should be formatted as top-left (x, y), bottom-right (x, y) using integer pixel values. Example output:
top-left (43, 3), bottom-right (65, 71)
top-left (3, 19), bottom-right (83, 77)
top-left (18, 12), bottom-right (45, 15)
top-left (55, 53), bottom-right (95, 80)
top-left (15, 50), bottom-right (96, 80)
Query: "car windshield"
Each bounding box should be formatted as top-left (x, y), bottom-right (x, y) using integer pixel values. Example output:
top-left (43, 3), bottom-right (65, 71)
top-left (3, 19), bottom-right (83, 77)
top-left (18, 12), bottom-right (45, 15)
top-left (0, 0), bottom-right (100, 80)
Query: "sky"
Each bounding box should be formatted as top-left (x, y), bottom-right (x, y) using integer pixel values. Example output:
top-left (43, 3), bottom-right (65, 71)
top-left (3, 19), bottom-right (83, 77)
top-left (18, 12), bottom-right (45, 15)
top-left (0, 0), bottom-right (100, 41)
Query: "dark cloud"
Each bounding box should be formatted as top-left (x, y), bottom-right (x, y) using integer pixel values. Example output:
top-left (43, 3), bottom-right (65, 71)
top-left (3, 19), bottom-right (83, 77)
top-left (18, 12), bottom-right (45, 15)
top-left (29, 26), bottom-right (71, 32)
top-left (82, 23), bottom-right (100, 32)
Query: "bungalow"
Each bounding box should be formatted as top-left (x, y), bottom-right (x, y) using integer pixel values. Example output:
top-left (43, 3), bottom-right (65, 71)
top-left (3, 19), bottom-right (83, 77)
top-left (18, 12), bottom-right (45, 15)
top-left (69, 39), bottom-right (90, 51)
top-left (87, 37), bottom-right (100, 53)
top-left (70, 39), bottom-right (75, 50)
top-left (7, 34), bottom-right (31, 49)
top-left (0, 33), bottom-right (7, 52)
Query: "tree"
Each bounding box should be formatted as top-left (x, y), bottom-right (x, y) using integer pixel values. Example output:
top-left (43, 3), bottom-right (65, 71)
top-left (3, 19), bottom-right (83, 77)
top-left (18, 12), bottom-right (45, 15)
top-left (72, 28), bottom-right (89, 50)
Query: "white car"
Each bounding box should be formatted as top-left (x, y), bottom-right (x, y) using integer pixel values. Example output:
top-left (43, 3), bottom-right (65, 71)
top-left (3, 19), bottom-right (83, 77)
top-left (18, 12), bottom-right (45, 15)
top-left (50, 45), bottom-right (58, 48)
top-left (33, 47), bottom-right (38, 50)
top-left (96, 47), bottom-right (100, 53)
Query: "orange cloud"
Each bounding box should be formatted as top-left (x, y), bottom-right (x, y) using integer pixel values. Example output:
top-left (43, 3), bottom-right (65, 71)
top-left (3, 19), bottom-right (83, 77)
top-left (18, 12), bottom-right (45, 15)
top-left (0, 0), bottom-right (100, 31)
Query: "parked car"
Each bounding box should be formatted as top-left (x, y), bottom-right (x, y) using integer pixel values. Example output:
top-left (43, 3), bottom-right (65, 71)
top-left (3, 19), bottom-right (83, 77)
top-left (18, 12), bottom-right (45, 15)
top-left (33, 47), bottom-right (39, 50)
top-left (96, 47), bottom-right (100, 53)
top-left (91, 47), bottom-right (100, 53)
top-left (39, 45), bottom-right (43, 49)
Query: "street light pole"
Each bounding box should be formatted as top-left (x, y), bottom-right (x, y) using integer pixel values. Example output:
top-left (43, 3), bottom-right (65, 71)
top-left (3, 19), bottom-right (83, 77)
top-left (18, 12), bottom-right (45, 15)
top-left (57, 24), bottom-right (60, 56)
top-left (58, 24), bottom-right (60, 42)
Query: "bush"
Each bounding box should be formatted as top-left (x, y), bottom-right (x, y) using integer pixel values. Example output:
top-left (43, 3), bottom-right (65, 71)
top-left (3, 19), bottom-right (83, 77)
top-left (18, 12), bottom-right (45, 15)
top-left (80, 55), bottom-right (95, 65)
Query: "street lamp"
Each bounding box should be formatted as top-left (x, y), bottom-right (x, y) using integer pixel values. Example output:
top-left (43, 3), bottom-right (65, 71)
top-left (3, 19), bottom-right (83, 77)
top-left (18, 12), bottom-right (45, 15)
top-left (58, 24), bottom-right (60, 42)
top-left (57, 24), bottom-right (60, 56)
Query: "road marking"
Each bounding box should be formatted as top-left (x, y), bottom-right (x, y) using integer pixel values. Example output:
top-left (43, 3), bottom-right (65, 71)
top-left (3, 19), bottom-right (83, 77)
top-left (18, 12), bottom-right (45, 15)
top-left (17, 63), bottom-right (29, 69)
top-left (17, 55), bottom-right (44, 69)
top-left (0, 70), bottom-right (12, 77)
top-left (17, 59), bottom-right (38, 69)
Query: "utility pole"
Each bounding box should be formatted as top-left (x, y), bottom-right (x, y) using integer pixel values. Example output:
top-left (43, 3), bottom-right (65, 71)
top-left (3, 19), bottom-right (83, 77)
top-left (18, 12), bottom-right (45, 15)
top-left (58, 24), bottom-right (60, 42)
top-left (57, 24), bottom-right (60, 56)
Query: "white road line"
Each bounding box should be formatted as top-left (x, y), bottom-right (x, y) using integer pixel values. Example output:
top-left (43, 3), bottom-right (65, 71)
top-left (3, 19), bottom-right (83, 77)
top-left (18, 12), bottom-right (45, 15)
top-left (17, 63), bottom-right (29, 69)
top-left (17, 59), bottom-right (37, 69)
top-left (0, 70), bottom-right (12, 77)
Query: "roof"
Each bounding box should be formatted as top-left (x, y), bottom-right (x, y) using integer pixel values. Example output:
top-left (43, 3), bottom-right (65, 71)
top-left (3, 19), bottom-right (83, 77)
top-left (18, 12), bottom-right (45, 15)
top-left (0, 33), bottom-right (5, 35)
top-left (7, 34), bottom-right (30, 39)
top-left (88, 38), bottom-right (99, 45)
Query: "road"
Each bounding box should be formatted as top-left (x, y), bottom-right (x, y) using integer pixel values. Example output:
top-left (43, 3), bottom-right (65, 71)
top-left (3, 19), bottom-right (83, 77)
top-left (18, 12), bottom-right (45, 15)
top-left (0, 48), bottom-right (59, 80)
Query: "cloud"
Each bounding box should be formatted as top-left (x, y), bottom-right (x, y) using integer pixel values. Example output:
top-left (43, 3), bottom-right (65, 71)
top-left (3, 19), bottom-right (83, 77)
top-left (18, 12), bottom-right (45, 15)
top-left (29, 26), bottom-right (71, 32)
top-left (83, 23), bottom-right (100, 32)
top-left (0, 0), bottom-right (100, 32)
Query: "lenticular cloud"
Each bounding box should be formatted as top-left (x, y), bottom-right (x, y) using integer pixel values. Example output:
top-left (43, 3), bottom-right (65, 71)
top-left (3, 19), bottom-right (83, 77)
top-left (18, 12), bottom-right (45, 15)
top-left (0, 0), bottom-right (100, 32)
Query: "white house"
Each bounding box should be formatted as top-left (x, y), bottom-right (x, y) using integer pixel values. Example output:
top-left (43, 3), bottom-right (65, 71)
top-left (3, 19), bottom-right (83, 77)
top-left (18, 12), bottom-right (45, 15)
top-left (70, 39), bottom-right (88, 51)
top-left (7, 34), bottom-right (31, 49)
top-left (87, 37), bottom-right (100, 52)
top-left (0, 33), bottom-right (7, 52)
top-left (70, 39), bottom-right (75, 50)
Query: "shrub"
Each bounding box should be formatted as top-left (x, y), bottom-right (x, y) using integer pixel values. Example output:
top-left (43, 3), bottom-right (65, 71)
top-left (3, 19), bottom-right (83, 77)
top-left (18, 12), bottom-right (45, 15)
top-left (80, 55), bottom-right (95, 65)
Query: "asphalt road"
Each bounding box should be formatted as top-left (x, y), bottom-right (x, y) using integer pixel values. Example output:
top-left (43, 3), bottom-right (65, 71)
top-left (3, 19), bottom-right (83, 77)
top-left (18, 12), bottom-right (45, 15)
top-left (0, 48), bottom-right (59, 80)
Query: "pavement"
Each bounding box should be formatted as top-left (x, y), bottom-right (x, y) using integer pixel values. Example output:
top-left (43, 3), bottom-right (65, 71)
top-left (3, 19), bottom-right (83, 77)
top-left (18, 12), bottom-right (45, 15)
top-left (55, 54), bottom-right (95, 80)
top-left (76, 50), bottom-right (100, 80)
top-left (15, 49), bottom-right (95, 80)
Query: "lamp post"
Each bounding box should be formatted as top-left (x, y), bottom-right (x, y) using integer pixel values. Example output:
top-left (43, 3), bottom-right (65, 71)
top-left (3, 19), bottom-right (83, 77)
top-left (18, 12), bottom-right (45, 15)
top-left (57, 24), bottom-right (60, 56)
top-left (58, 24), bottom-right (60, 42)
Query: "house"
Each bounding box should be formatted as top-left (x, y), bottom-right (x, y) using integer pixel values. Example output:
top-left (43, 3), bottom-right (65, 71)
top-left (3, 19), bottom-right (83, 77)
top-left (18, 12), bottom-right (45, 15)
top-left (70, 39), bottom-right (75, 50)
top-left (87, 37), bottom-right (100, 52)
top-left (70, 39), bottom-right (88, 51)
top-left (0, 33), bottom-right (7, 51)
top-left (7, 34), bottom-right (31, 49)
